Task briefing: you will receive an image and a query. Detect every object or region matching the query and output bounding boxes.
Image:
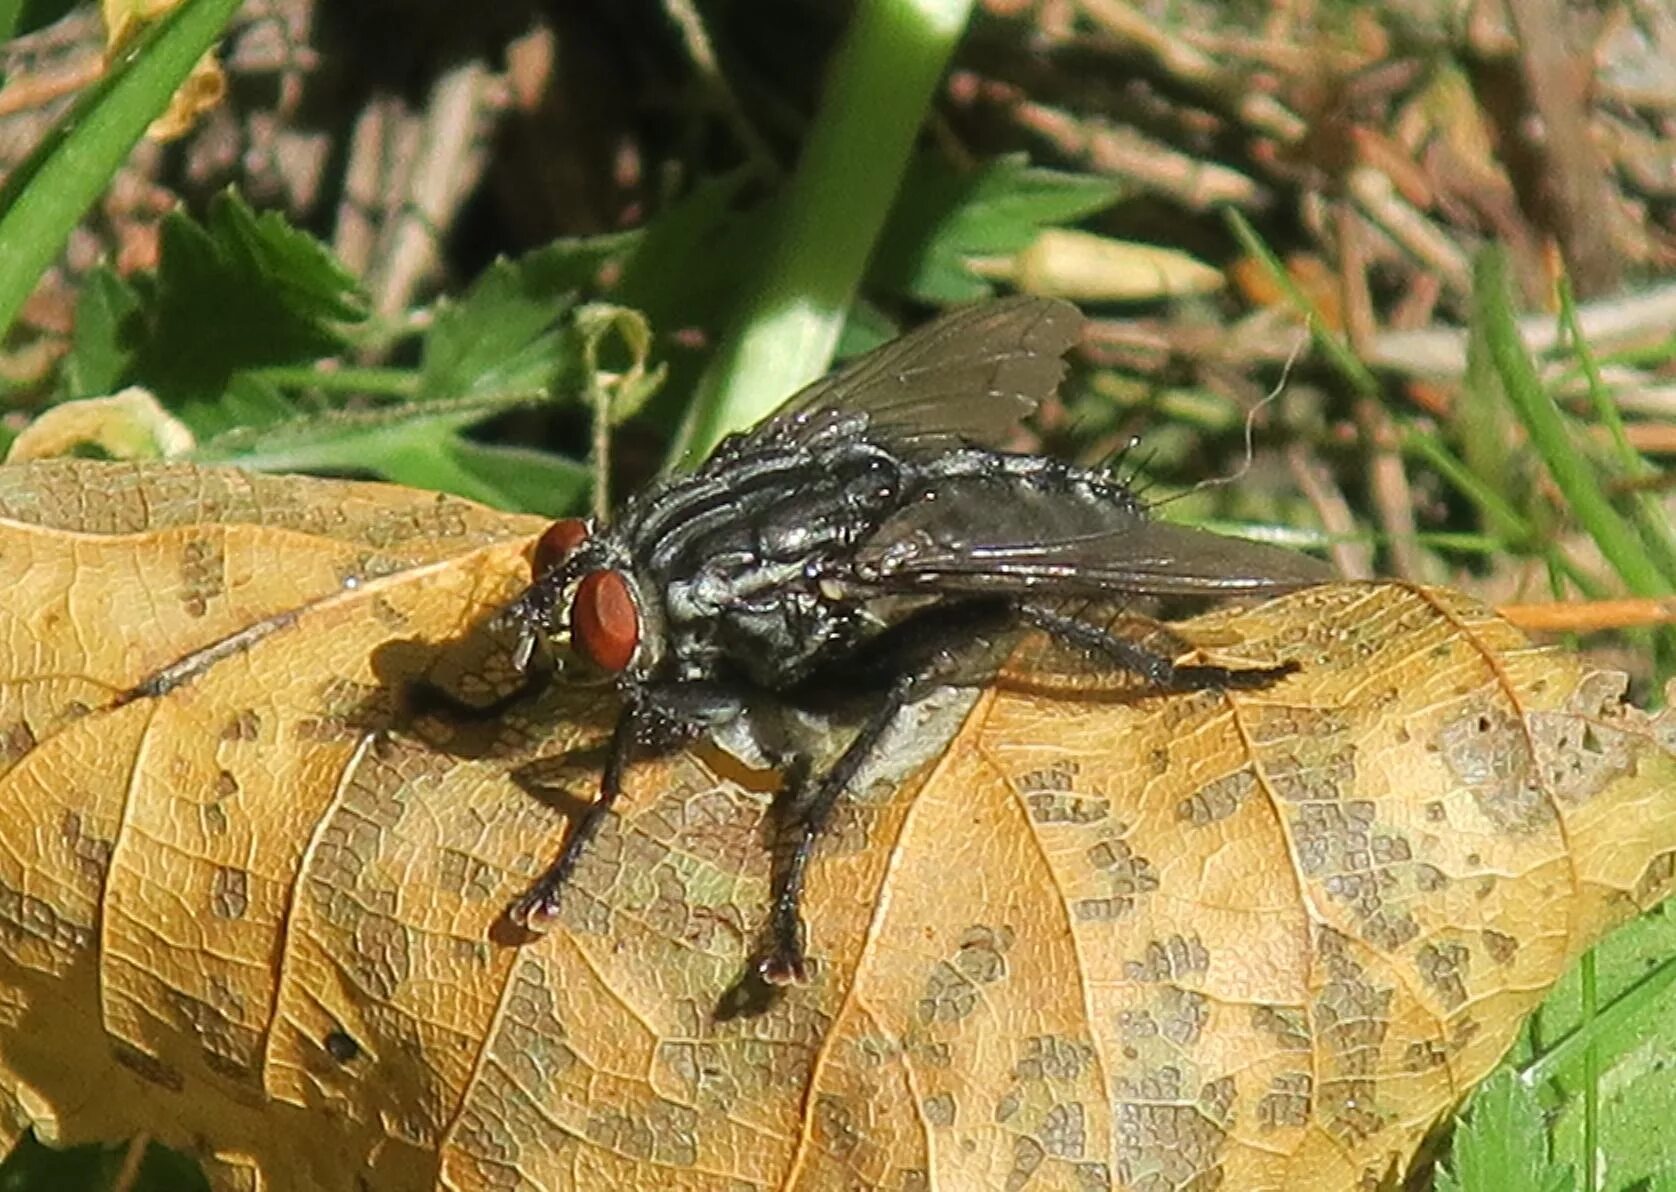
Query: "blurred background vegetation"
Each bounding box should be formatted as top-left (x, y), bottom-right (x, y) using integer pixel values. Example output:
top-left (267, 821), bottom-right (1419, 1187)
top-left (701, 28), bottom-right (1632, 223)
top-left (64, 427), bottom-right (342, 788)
top-left (0, 0), bottom-right (1674, 1188)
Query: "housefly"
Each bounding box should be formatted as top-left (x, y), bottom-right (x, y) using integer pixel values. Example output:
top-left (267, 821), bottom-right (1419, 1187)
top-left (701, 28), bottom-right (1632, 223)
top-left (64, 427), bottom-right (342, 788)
top-left (497, 296), bottom-right (1331, 986)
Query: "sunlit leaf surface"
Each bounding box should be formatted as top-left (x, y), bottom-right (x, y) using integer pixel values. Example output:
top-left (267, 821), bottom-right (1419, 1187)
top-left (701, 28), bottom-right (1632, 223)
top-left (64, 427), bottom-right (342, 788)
top-left (0, 461), bottom-right (1669, 1192)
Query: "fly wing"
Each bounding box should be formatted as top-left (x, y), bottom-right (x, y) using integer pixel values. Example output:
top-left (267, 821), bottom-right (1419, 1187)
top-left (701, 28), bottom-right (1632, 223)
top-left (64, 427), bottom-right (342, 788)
top-left (855, 473), bottom-right (1334, 597)
top-left (743, 296), bottom-right (1083, 452)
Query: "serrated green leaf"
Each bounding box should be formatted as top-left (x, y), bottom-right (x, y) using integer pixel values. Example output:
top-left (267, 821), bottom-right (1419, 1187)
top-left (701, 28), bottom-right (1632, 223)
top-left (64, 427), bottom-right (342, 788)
top-left (0, 0), bottom-right (246, 342)
top-left (871, 153), bottom-right (1121, 302)
top-left (131, 189), bottom-right (367, 412)
top-left (1438, 1069), bottom-right (1573, 1192)
top-left (419, 256), bottom-right (579, 401)
top-left (193, 391), bottom-right (547, 473)
top-left (439, 439), bottom-right (590, 516)
top-left (179, 372), bottom-right (299, 440)
top-left (614, 171), bottom-right (759, 327)
top-left (60, 265), bottom-right (141, 399)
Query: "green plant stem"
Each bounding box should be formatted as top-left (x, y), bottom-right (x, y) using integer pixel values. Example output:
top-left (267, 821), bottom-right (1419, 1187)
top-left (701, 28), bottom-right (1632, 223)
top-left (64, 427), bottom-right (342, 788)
top-left (0, 0), bottom-right (244, 342)
top-left (1399, 428), bottom-right (1602, 597)
top-left (1581, 950), bottom-right (1599, 1192)
top-left (669, 0), bottom-right (977, 465)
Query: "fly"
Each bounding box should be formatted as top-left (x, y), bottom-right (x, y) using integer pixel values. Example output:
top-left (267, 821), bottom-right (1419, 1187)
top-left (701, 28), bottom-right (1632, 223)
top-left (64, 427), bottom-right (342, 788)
top-left (495, 297), bottom-right (1332, 987)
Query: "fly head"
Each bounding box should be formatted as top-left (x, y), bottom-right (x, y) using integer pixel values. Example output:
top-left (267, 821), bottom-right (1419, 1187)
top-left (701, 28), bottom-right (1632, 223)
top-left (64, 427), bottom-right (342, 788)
top-left (502, 517), bottom-right (660, 683)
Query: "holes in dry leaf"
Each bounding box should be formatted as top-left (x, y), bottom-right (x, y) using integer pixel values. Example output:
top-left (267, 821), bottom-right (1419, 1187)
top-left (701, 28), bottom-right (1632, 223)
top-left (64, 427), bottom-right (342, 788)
top-left (1015, 1035), bottom-right (1096, 1082)
top-left (1530, 704), bottom-right (1636, 805)
top-left (1415, 939), bottom-right (1472, 1009)
top-left (1482, 929), bottom-right (1518, 964)
top-left (1039, 1106), bottom-right (1092, 1160)
top-left (1008, 1135), bottom-right (1046, 1189)
top-left (1267, 746), bottom-right (1358, 804)
top-left (59, 811), bottom-right (113, 883)
top-left (1177, 769), bottom-right (1256, 825)
top-left (1014, 759), bottom-right (1112, 822)
top-left (1404, 1039), bottom-right (1449, 1072)
top-left (178, 535), bottom-right (226, 618)
top-left (1073, 1162), bottom-right (1111, 1191)
top-left (1321, 1077), bottom-right (1383, 1143)
top-left (1112, 1072), bottom-right (1229, 1186)
top-left (0, 882), bottom-right (92, 952)
top-left (1155, 988), bottom-right (1209, 1046)
top-left (1251, 1005), bottom-right (1312, 1052)
top-left (1201, 1076), bottom-right (1236, 1125)
top-left (221, 709), bottom-right (261, 742)
top-left (323, 1028), bottom-right (360, 1064)
top-left (1436, 703), bottom-right (1551, 833)
top-left (1078, 838), bottom-right (1158, 921)
top-left (1313, 928), bottom-right (1395, 1081)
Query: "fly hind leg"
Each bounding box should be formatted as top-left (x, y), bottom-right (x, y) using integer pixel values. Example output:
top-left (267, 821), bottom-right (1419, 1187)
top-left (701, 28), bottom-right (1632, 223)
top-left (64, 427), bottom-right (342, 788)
top-left (1018, 603), bottom-right (1296, 692)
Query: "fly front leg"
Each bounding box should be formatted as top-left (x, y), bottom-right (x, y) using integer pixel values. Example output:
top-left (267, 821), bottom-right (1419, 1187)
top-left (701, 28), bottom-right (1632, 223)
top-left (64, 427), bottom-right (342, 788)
top-left (510, 698), bottom-right (641, 932)
top-left (511, 681), bottom-right (749, 932)
top-left (1017, 603), bottom-right (1296, 692)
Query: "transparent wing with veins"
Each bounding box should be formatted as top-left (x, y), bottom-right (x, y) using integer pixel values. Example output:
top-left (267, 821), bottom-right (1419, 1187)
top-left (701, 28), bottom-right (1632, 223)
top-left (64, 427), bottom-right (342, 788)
top-left (740, 296), bottom-right (1084, 453)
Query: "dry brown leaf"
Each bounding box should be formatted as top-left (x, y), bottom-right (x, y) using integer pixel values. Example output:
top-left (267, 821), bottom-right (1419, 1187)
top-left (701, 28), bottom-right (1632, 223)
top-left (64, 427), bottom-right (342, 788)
top-left (0, 460), bottom-right (1671, 1192)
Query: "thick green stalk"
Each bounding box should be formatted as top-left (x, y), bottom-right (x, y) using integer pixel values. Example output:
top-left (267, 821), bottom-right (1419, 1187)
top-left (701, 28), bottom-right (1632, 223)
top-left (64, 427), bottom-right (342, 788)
top-left (0, 0), bottom-right (245, 341)
top-left (670, 0), bottom-right (976, 465)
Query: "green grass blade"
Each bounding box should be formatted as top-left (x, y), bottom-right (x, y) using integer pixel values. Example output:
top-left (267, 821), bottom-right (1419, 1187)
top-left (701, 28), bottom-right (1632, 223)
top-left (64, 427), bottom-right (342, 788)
top-left (0, 0), bottom-right (22, 48)
top-left (1222, 207), bottom-right (1380, 400)
top-left (0, 0), bottom-right (245, 342)
top-left (1556, 279), bottom-right (1676, 584)
top-left (1521, 952), bottom-right (1676, 1089)
top-left (1475, 250), bottom-right (1673, 601)
top-left (670, 0), bottom-right (978, 465)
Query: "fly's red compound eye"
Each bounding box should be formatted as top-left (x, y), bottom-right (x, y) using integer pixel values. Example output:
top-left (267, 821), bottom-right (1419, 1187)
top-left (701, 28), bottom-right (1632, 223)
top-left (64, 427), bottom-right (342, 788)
top-left (572, 570), bottom-right (639, 672)
top-left (531, 518), bottom-right (590, 579)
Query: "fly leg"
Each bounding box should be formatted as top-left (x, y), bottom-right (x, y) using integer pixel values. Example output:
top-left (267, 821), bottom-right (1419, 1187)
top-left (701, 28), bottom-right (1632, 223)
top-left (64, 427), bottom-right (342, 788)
top-left (755, 673), bottom-right (917, 985)
top-left (509, 699), bottom-right (642, 931)
top-left (511, 682), bottom-right (749, 932)
top-left (1017, 604), bottom-right (1295, 692)
top-left (754, 603), bottom-right (1018, 987)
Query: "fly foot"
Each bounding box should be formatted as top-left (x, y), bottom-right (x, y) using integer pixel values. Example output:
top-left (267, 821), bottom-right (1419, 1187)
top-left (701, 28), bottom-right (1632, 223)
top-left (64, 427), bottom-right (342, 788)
top-left (754, 904), bottom-right (810, 986)
top-left (509, 879), bottom-right (567, 935)
top-left (755, 946), bottom-right (809, 987)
